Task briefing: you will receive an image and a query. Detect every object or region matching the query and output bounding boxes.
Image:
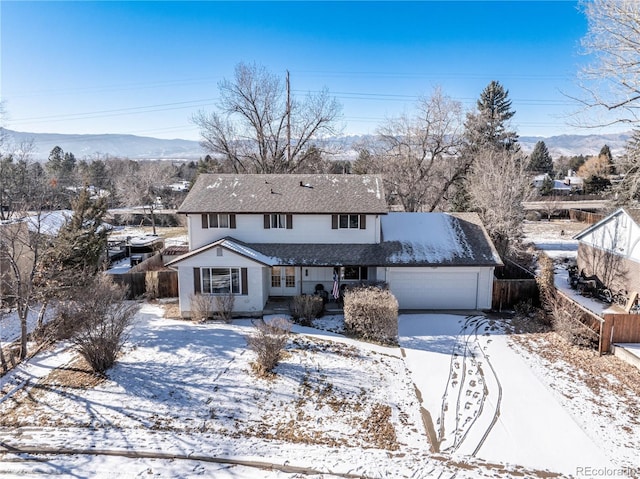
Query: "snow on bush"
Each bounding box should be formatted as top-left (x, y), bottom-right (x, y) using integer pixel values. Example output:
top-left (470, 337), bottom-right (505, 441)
top-left (246, 317), bottom-right (292, 376)
top-left (343, 286), bottom-right (398, 345)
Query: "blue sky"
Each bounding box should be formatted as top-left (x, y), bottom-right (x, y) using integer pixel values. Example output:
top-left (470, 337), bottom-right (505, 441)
top-left (0, 1), bottom-right (620, 141)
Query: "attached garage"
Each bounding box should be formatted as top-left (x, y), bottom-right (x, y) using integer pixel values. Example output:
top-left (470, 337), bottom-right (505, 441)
top-left (387, 266), bottom-right (495, 310)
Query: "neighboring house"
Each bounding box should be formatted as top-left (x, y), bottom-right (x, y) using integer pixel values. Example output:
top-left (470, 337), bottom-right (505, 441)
top-left (574, 207), bottom-right (640, 295)
top-left (532, 173), bottom-right (581, 195)
top-left (167, 174), bottom-right (503, 317)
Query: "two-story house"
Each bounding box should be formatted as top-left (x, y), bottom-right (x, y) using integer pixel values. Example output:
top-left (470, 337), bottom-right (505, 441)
top-left (168, 174), bottom-right (502, 317)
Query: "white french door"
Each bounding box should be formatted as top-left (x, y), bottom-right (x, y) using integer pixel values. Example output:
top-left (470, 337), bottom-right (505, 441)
top-left (270, 266), bottom-right (298, 296)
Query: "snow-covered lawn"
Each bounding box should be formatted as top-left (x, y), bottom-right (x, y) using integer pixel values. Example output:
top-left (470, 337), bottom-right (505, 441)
top-left (0, 304), bottom-right (444, 478)
top-left (0, 303), bottom-right (638, 478)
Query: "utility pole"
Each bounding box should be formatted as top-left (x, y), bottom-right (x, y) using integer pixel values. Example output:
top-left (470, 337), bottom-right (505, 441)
top-left (286, 70), bottom-right (291, 164)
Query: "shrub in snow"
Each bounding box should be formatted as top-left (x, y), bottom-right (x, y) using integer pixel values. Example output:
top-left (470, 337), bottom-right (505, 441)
top-left (145, 273), bottom-right (159, 300)
top-left (190, 293), bottom-right (215, 322)
top-left (71, 276), bottom-right (138, 375)
top-left (290, 295), bottom-right (323, 326)
top-left (343, 286), bottom-right (398, 345)
top-left (535, 252), bottom-right (555, 326)
top-left (246, 317), bottom-right (291, 376)
top-left (214, 293), bottom-right (235, 323)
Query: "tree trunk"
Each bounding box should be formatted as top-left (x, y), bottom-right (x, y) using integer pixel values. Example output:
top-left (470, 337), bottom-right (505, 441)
top-left (0, 341), bottom-right (7, 373)
top-left (19, 304), bottom-right (28, 359)
top-left (36, 300), bottom-right (48, 333)
top-left (0, 311), bottom-right (7, 373)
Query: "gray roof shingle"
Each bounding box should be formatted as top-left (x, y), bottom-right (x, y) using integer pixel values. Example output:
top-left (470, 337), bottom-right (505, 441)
top-left (177, 174), bottom-right (388, 214)
top-left (169, 213), bottom-right (502, 268)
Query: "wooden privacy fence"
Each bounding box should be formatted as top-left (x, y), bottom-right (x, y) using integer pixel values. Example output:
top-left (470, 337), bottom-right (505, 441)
top-left (555, 291), bottom-right (604, 352)
top-left (110, 253), bottom-right (178, 300)
top-left (569, 209), bottom-right (605, 225)
top-left (492, 278), bottom-right (538, 311)
top-left (555, 291), bottom-right (640, 354)
top-left (111, 269), bottom-right (178, 299)
top-left (601, 313), bottom-right (640, 353)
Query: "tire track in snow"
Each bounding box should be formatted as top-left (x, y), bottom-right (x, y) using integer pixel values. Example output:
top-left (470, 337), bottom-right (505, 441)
top-left (437, 315), bottom-right (503, 457)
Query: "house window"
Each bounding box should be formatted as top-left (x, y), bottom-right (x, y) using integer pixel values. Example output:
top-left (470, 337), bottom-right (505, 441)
top-left (264, 214), bottom-right (293, 229)
top-left (271, 214), bottom-right (288, 229)
top-left (201, 267), bottom-right (240, 294)
top-left (203, 214), bottom-right (234, 229)
top-left (343, 266), bottom-right (368, 281)
top-left (339, 214), bottom-right (359, 229)
top-left (332, 214), bottom-right (366, 230)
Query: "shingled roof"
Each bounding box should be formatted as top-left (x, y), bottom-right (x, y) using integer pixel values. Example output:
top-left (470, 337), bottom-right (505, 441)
top-left (177, 174), bottom-right (388, 214)
top-left (169, 213), bottom-right (502, 268)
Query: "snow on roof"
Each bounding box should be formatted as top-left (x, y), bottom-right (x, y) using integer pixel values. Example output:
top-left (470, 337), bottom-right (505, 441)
top-left (26, 210), bottom-right (73, 236)
top-left (219, 238), bottom-right (279, 266)
top-left (381, 213), bottom-right (475, 263)
top-left (166, 237), bottom-right (279, 267)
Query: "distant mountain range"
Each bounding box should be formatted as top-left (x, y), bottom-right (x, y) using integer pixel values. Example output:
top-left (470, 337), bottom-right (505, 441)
top-left (1, 128), bottom-right (633, 162)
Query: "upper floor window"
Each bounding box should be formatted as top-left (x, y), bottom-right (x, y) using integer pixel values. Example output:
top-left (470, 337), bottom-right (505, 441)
top-left (332, 214), bottom-right (366, 230)
top-left (201, 213), bottom-right (236, 229)
top-left (264, 214), bottom-right (293, 229)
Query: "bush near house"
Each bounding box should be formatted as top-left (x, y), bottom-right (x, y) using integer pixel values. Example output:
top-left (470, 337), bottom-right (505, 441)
top-left (343, 286), bottom-right (398, 346)
top-left (215, 293), bottom-right (235, 323)
top-left (190, 293), bottom-right (215, 322)
top-left (290, 294), bottom-right (324, 326)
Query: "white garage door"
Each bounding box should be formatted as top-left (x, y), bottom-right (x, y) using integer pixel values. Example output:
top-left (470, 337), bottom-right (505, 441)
top-left (389, 269), bottom-right (479, 309)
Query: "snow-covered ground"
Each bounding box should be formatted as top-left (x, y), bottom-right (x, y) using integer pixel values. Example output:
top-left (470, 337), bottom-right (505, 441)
top-left (399, 315), bottom-right (634, 477)
top-left (1, 303), bottom-right (638, 478)
top-left (0, 220), bottom-right (636, 478)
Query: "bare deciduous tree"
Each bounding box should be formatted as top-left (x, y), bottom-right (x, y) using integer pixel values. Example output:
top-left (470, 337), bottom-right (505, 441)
top-left (373, 87), bottom-right (465, 212)
top-left (613, 130), bottom-right (640, 205)
top-left (193, 62), bottom-right (342, 174)
top-left (466, 147), bottom-right (532, 257)
top-left (574, 0), bottom-right (640, 127)
top-left (112, 159), bottom-right (176, 234)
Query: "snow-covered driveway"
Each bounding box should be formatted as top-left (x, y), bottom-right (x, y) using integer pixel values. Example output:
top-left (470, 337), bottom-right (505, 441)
top-left (399, 314), bottom-right (615, 476)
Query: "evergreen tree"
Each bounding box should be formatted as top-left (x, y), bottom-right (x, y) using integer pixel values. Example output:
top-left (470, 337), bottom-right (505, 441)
top-left (527, 141), bottom-right (553, 174)
top-left (539, 175), bottom-right (554, 196)
top-left (464, 80), bottom-right (518, 151)
top-left (449, 179), bottom-right (472, 212)
top-left (599, 144), bottom-right (616, 175)
top-left (44, 187), bottom-right (109, 285)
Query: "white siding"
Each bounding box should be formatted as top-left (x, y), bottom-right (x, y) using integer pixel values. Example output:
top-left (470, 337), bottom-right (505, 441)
top-left (174, 247), bottom-right (268, 317)
top-left (579, 212), bottom-right (640, 262)
top-left (187, 213), bottom-right (381, 249)
top-left (385, 267), bottom-right (494, 310)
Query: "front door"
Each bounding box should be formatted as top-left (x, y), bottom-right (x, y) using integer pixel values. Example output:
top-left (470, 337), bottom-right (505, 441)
top-left (270, 266), bottom-right (298, 296)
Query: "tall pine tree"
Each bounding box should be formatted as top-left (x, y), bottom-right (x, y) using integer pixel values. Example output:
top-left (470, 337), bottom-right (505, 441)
top-left (527, 141), bottom-right (553, 174)
top-left (464, 80), bottom-right (518, 151)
